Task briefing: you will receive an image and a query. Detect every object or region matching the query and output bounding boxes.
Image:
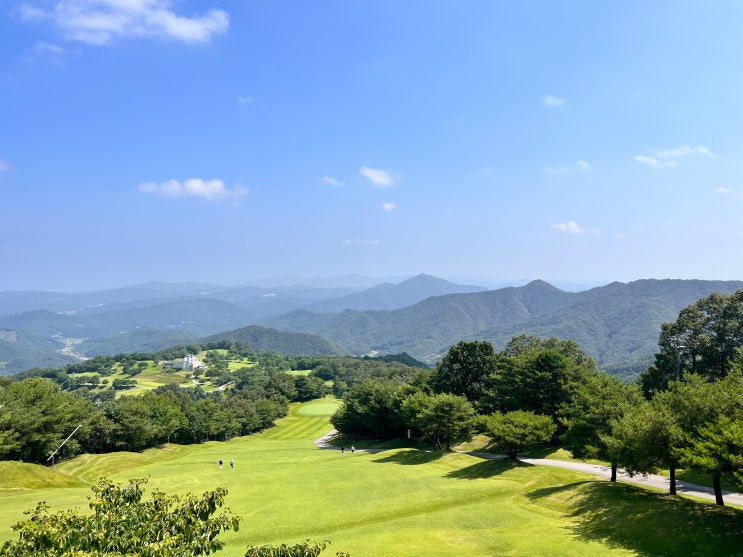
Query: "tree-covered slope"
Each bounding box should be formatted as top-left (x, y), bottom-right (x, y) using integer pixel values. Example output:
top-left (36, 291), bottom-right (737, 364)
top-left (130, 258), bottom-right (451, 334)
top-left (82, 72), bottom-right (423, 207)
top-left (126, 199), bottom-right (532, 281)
top-left (263, 279), bottom-right (743, 371)
top-left (204, 325), bottom-right (349, 356)
top-left (0, 329), bottom-right (77, 374)
top-left (265, 280), bottom-right (577, 360)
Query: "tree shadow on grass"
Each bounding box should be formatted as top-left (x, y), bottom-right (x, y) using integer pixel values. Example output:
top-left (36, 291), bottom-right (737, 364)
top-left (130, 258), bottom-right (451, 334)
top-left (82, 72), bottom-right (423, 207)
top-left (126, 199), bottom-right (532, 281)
top-left (445, 457), bottom-right (529, 480)
top-left (527, 480), bottom-right (743, 556)
top-left (371, 449), bottom-right (446, 466)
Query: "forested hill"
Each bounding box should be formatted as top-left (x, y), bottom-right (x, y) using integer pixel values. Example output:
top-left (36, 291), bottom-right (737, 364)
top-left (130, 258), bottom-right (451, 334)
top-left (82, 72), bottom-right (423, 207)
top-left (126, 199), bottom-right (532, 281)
top-left (203, 325), bottom-right (349, 357)
top-left (263, 279), bottom-right (743, 371)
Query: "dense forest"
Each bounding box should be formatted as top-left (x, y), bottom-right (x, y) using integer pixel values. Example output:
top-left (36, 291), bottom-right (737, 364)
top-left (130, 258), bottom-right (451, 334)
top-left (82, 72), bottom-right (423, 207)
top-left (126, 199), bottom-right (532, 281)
top-left (0, 340), bottom-right (422, 464)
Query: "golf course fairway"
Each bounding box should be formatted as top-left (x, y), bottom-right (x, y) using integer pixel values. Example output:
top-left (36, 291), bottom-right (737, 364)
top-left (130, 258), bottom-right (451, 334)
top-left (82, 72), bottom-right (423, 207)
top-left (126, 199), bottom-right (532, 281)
top-left (1, 397), bottom-right (742, 556)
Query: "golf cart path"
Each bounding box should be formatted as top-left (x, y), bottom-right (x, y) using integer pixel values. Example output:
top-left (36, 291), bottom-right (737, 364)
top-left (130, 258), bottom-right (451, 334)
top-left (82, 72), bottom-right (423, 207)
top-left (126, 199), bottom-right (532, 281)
top-left (315, 430), bottom-right (743, 506)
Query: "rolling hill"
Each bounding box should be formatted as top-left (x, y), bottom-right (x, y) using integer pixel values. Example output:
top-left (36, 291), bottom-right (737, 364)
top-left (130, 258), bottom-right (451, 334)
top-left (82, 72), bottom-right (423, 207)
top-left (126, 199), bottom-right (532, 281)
top-left (203, 325), bottom-right (349, 356)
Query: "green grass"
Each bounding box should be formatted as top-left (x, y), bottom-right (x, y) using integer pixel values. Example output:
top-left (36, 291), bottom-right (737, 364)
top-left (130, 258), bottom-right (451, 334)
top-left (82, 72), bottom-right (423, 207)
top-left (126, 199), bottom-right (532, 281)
top-left (1, 398), bottom-right (742, 556)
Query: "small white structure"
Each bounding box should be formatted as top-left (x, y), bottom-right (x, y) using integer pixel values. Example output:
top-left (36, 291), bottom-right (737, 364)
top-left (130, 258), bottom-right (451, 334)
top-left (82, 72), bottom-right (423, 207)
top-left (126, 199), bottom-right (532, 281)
top-left (160, 355), bottom-right (205, 371)
top-left (182, 354), bottom-right (205, 371)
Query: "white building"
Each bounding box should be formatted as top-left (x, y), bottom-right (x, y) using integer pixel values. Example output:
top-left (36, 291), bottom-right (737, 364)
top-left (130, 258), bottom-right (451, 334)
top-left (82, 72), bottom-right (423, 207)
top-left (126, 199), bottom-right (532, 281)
top-left (182, 354), bottom-right (205, 371)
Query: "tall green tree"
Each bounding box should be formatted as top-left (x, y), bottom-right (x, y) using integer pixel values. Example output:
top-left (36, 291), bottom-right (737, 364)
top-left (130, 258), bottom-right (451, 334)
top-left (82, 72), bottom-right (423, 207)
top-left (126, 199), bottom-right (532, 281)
top-left (481, 410), bottom-right (555, 459)
top-left (0, 377), bottom-right (94, 463)
top-left (400, 392), bottom-right (475, 450)
top-left (678, 415), bottom-right (743, 503)
top-left (560, 373), bottom-right (641, 482)
top-left (496, 349), bottom-right (592, 423)
top-left (667, 372), bottom-right (743, 505)
top-left (432, 341), bottom-right (497, 408)
top-left (330, 380), bottom-right (405, 439)
top-left (641, 289), bottom-right (743, 396)
top-left (604, 398), bottom-right (684, 494)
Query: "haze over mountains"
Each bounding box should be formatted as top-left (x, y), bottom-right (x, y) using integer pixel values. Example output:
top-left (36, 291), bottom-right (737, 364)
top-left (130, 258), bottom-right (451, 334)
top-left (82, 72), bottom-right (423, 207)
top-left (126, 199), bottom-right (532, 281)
top-left (1, 274), bottom-right (742, 378)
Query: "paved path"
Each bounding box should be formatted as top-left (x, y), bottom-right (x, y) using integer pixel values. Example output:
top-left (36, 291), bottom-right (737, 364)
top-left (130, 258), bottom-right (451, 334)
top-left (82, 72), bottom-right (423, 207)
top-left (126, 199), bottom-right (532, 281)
top-left (517, 457), bottom-right (743, 507)
top-left (315, 430), bottom-right (743, 506)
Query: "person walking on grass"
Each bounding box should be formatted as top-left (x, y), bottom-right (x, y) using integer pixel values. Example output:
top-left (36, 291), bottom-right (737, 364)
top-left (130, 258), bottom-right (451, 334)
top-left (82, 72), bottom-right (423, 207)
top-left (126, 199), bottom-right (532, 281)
top-left (230, 458), bottom-right (234, 469)
top-left (219, 459), bottom-right (223, 469)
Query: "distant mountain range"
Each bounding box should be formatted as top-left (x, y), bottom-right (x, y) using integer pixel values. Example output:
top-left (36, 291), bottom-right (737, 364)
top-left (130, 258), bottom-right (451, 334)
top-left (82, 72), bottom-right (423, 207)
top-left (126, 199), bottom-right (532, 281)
top-left (262, 278), bottom-right (743, 376)
top-left (1, 275), bottom-right (742, 378)
top-left (0, 274), bottom-right (479, 374)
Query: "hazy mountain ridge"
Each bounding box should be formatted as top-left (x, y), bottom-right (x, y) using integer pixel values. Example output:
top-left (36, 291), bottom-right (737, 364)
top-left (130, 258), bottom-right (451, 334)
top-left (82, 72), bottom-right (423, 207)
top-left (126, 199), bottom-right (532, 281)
top-left (304, 274), bottom-right (487, 313)
top-left (2, 276), bottom-right (743, 377)
top-left (263, 278), bottom-right (743, 370)
top-left (264, 280), bottom-right (578, 360)
top-left (0, 274), bottom-right (469, 374)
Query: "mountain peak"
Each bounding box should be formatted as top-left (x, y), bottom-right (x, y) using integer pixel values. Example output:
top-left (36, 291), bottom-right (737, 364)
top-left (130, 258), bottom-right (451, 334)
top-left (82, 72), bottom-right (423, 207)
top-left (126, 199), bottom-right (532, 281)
top-left (523, 279), bottom-right (562, 292)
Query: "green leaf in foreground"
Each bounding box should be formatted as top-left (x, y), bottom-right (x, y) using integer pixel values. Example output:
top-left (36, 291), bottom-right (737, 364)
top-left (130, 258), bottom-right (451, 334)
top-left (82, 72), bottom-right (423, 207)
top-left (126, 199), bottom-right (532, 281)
top-left (0, 477), bottom-right (239, 557)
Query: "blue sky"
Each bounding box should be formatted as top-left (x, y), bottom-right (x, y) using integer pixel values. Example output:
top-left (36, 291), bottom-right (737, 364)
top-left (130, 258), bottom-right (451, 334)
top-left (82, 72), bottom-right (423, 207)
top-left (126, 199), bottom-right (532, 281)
top-left (2, 1), bottom-right (743, 292)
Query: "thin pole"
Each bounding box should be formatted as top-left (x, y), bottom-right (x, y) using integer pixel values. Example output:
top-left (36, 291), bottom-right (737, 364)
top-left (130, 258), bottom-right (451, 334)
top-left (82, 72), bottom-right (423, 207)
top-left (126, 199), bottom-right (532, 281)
top-left (47, 424), bottom-right (82, 465)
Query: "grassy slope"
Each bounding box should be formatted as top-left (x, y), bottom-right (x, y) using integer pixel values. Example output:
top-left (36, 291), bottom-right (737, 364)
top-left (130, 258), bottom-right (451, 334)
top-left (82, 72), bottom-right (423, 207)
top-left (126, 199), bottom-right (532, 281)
top-left (1, 400), bottom-right (742, 556)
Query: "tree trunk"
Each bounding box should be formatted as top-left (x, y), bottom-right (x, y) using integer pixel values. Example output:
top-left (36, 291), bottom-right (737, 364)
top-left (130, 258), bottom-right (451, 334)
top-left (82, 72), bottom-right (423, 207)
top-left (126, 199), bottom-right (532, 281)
top-left (669, 465), bottom-right (677, 495)
top-left (713, 473), bottom-right (724, 506)
top-left (610, 463), bottom-right (617, 482)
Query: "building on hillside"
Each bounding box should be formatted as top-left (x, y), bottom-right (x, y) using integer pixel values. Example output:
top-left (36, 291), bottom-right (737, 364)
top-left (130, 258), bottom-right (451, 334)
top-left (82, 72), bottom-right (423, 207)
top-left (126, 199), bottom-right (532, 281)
top-left (160, 354), bottom-right (206, 371)
top-left (182, 354), bottom-right (205, 371)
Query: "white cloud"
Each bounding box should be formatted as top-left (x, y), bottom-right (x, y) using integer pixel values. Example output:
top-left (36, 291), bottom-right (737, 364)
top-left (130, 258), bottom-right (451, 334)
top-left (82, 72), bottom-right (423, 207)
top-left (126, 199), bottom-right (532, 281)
top-left (381, 202), bottom-right (396, 211)
top-left (634, 144), bottom-right (716, 169)
top-left (633, 155), bottom-right (673, 169)
top-left (543, 95), bottom-right (565, 107)
top-left (138, 178), bottom-right (247, 202)
top-left (551, 220), bottom-right (598, 235)
top-left (544, 160), bottom-right (590, 174)
top-left (360, 166), bottom-right (396, 187)
top-left (35, 40), bottom-right (66, 56)
top-left (238, 95), bottom-right (254, 105)
top-left (714, 187), bottom-right (734, 195)
top-left (0, 159), bottom-right (9, 171)
top-left (19, 0), bottom-right (229, 45)
top-left (343, 238), bottom-right (380, 246)
top-left (321, 175), bottom-right (344, 187)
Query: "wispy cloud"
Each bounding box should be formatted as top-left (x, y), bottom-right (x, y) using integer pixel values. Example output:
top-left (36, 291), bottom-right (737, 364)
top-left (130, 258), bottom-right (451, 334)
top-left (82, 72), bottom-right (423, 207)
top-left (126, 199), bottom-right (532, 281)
top-left (544, 160), bottom-right (590, 174)
top-left (360, 166), bottom-right (397, 187)
top-left (714, 186), bottom-right (743, 199)
top-left (543, 95), bottom-right (565, 107)
top-left (238, 95), bottom-right (254, 105)
top-left (18, 0), bottom-right (229, 45)
top-left (0, 159), bottom-right (9, 171)
top-left (381, 202), bottom-right (396, 211)
top-left (35, 40), bottom-right (66, 56)
top-left (551, 220), bottom-right (598, 235)
top-left (138, 178), bottom-right (247, 202)
top-left (343, 238), bottom-right (380, 246)
top-left (634, 144), bottom-right (716, 169)
top-left (321, 175), bottom-right (344, 187)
